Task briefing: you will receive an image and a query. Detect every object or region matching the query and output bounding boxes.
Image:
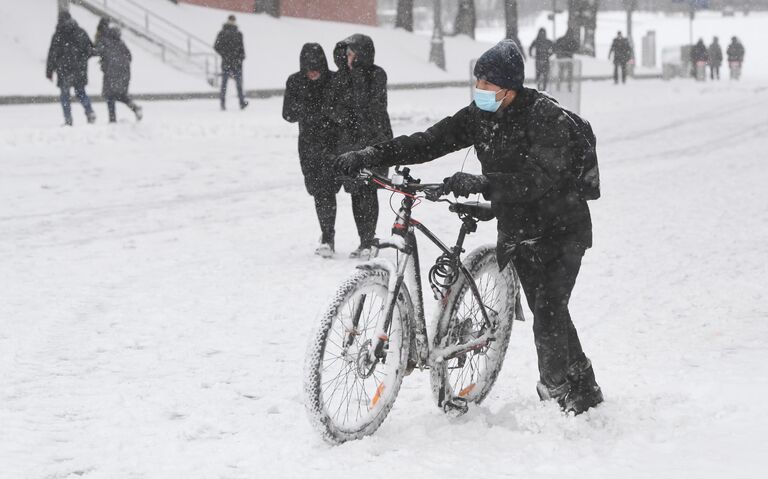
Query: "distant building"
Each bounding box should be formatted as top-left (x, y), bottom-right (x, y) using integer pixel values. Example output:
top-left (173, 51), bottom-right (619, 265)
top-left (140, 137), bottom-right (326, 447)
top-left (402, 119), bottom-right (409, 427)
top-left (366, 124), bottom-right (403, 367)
top-left (179, 0), bottom-right (377, 25)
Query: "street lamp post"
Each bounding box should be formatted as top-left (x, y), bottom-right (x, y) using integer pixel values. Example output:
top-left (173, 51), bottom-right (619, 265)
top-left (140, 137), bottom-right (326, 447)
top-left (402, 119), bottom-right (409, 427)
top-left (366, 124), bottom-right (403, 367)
top-left (429, 0), bottom-right (445, 70)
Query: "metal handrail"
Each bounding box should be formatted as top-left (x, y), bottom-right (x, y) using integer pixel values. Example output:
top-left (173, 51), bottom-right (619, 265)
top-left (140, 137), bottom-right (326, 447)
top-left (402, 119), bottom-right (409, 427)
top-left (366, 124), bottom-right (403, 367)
top-left (74, 0), bottom-right (220, 84)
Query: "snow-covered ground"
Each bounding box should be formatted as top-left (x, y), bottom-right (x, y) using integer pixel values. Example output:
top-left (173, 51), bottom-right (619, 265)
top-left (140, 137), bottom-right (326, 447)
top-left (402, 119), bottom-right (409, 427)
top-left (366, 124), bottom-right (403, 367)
top-left (1, 78), bottom-right (767, 477)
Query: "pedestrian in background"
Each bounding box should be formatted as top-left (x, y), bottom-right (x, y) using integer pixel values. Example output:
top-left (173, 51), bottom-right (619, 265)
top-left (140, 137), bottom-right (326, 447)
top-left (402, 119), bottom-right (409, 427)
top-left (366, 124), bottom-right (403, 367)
top-left (95, 23), bottom-right (142, 123)
top-left (708, 36), bottom-right (723, 81)
top-left (727, 36), bottom-right (745, 80)
top-left (529, 28), bottom-right (554, 91)
top-left (691, 38), bottom-right (709, 81)
top-left (608, 31), bottom-right (633, 85)
top-left (283, 43), bottom-right (340, 258)
top-left (553, 28), bottom-right (579, 92)
top-left (46, 11), bottom-right (96, 126)
top-left (214, 15), bottom-right (248, 111)
top-left (324, 34), bottom-right (392, 260)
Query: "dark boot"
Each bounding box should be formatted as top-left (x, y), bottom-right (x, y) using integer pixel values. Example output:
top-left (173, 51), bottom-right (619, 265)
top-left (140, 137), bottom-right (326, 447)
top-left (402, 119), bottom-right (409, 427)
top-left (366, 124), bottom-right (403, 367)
top-left (563, 357), bottom-right (603, 414)
top-left (537, 357), bottom-right (603, 415)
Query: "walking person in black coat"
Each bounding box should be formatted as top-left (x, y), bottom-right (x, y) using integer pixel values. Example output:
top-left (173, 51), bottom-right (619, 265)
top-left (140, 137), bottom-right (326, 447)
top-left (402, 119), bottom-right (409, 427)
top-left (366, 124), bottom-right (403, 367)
top-left (553, 28), bottom-right (579, 92)
top-left (214, 15), bottom-right (248, 110)
top-left (95, 24), bottom-right (142, 123)
top-left (46, 11), bottom-right (96, 126)
top-left (529, 28), bottom-right (554, 91)
top-left (691, 38), bottom-right (709, 81)
top-left (727, 36), bottom-right (745, 80)
top-left (283, 43), bottom-right (340, 258)
top-left (335, 40), bottom-right (604, 415)
top-left (608, 31), bottom-right (633, 84)
top-left (707, 36), bottom-right (723, 80)
top-left (324, 34), bottom-right (392, 260)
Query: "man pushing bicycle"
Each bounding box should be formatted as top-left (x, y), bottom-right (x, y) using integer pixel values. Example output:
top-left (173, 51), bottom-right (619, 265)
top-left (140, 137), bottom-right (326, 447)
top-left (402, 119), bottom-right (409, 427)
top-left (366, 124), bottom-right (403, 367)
top-left (335, 40), bottom-right (603, 415)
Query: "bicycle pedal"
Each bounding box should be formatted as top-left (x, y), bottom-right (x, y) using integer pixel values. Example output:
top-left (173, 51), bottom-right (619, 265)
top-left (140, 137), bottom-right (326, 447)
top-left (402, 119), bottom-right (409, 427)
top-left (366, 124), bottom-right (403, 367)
top-left (443, 396), bottom-right (469, 417)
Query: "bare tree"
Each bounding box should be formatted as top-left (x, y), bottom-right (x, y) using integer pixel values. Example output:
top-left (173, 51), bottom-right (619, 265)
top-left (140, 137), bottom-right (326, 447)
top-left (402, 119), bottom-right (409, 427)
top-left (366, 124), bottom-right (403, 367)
top-left (395, 0), bottom-right (414, 32)
top-left (454, 0), bottom-right (476, 39)
top-left (504, 0), bottom-right (525, 56)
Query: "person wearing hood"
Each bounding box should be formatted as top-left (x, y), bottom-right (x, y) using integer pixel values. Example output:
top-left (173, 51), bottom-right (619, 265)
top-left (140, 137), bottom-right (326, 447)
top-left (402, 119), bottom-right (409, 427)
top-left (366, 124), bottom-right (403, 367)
top-left (335, 40), bottom-right (604, 416)
top-left (691, 39), bottom-right (709, 81)
top-left (553, 28), bottom-right (579, 92)
top-left (529, 28), bottom-right (554, 91)
top-left (46, 11), bottom-right (96, 126)
top-left (707, 36), bottom-right (723, 81)
top-left (726, 36), bottom-right (745, 80)
top-left (95, 23), bottom-right (142, 123)
top-left (608, 31), bottom-right (633, 85)
top-left (283, 43), bottom-right (340, 258)
top-left (214, 15), bottom-right (248, 110)
top-left (323, 34), bottom-right (393, 260)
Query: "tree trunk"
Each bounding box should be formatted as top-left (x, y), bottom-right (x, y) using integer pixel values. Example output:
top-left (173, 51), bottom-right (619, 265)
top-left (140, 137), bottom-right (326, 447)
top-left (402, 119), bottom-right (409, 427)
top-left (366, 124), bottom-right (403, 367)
top-left (454, 0), bottom-right (476, 39)
top-left (504, 0), bottom-right (525, 57)
top-left (58, 0), bottom-right (69, 12)
top-left (395, 0), bottom-right (414, 32)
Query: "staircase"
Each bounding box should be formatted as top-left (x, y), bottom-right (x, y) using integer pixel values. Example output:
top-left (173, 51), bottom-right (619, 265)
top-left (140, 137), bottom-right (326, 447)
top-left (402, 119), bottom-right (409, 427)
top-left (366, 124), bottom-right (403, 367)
top-left (71, 0), bottom-right (220, 86)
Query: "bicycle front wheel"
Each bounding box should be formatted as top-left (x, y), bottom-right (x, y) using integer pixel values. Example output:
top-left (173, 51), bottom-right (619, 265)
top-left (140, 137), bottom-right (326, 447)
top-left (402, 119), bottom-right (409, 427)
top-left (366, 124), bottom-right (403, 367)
top-left (304, 265), bottom-right (412, 444)
top-left (430, 245), bottom-right (521, 408)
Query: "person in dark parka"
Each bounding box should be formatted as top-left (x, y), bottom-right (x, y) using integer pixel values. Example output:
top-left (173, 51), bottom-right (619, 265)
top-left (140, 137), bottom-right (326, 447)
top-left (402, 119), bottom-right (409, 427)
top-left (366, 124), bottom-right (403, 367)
top-left (707, 37), bottom-right (723, 81)
top-left (283, 43), bottom-right (340, 257)
top-left (46, 12), bottom-right (96, 126)
top-left (335, 40), bottom-right (604, 415)
top-left (608, 31), bottom-right (633, 85)
top-left (691, 38), bottom-right (709, 80)
top-left (553, 28), bottom-right (579, 92)
top-left (95, 25), bottom-right (142, 123)
top-left (214, 15), bottom-right (248, 111)
top-left (727, 36), bottom-right (745, 80)
top-left (323, 34), bottom-right (392, 259)
top-left (529, 28), bottom-right (554, 91)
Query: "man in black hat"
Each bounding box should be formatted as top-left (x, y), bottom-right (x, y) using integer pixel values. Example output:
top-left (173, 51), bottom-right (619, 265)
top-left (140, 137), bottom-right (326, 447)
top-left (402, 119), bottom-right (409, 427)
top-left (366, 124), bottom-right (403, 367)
top-left (335, 40), bottom-right (603, 415)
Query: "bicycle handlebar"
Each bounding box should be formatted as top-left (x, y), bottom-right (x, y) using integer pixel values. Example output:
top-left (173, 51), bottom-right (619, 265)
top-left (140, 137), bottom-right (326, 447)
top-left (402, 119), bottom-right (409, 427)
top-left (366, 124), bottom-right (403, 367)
top-left (357, 167), bottom-right (447, 201)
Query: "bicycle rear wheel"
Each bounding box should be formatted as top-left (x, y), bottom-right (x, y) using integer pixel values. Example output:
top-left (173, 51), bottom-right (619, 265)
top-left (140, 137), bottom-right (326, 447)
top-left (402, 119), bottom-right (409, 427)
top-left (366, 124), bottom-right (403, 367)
top-left (304, 265), bottom-right (412, 444)
top-left (430, 245), bottom-right (521, 408)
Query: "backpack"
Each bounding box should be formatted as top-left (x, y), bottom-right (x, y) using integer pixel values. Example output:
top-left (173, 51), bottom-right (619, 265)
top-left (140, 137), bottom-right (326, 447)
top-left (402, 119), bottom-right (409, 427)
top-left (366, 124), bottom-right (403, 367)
top-left (538, 94), bottom-right (601, 201)
top-left (562, 108), bottom-right (600, 201)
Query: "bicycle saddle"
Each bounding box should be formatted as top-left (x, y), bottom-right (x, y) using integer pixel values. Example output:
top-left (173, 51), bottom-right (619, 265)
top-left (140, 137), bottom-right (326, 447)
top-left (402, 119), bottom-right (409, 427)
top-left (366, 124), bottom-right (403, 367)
top-left (449, 202), bottom-right (495, 221)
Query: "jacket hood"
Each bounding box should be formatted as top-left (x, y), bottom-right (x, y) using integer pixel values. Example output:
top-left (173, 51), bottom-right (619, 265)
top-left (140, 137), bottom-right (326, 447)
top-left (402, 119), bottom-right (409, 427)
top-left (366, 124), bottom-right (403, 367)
top-left (300, 43), bottom-right (329, 73)
top-left (333, 33), bottom-right (375, 69)
top-left (222, 23), bottom-right (238, 32)
top-left (536, 28), bottom-right (547, 40)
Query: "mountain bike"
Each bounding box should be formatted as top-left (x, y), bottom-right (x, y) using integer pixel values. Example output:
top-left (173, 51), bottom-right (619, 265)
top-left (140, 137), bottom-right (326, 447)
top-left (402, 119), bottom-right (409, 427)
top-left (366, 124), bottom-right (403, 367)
top-left (304, 167), bottom-right (524, 444)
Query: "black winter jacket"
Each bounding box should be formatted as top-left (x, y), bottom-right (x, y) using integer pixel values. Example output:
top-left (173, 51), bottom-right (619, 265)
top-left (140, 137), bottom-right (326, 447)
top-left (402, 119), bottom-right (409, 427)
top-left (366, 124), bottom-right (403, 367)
top-left (708, 42), bottom-right (723, 66)
top-left (283, 43), bottom-right (340, 196)
top-left (323, 34), bottom-right (393, 154)
top-left (609, 37), bottom-right (633, 64)
top-left (214, 24), bottom-right (245, 72)
top-left (727, 41), bottom-right (745, 62)
top-left (95, 27), bottom-right (132, 97)
top-left (46, 19), bottom-right (93, 88)
top-left (529, 31), bottom-right (554, 64)
top-left (369, 88), bottom-right (592, 267)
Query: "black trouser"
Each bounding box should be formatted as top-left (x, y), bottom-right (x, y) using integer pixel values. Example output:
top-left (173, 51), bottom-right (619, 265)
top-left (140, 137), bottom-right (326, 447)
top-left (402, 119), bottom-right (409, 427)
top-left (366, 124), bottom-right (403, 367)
top-left (535, 60), bottom-right (550, 91)
top-left (106, 94), bottom-right (139, 122)
top-left (351, 185), bottom-right (378, 248)
top-left (614, 62), bottom-right (627, 84)
top-left (710, 65), bottom-right (720, 80)
top-left (509, 239), bottom-right (587, 388)
top-left (313, 192), bottom-right (337, 246)
top-left (557, 61), bottom-right (574, 92)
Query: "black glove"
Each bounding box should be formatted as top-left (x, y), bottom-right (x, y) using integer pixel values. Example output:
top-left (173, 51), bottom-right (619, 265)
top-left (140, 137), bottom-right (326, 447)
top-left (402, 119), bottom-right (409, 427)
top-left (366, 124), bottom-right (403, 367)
top-left (443, 172), bottom-right (490, 197)
top-left (334, 146), bottom-right (380, 176)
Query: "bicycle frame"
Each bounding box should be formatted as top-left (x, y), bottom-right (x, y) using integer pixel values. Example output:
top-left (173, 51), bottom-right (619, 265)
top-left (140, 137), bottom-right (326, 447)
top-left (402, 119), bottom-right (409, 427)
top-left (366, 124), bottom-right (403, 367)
top-left (357, 194), bottom-right (498, 375)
